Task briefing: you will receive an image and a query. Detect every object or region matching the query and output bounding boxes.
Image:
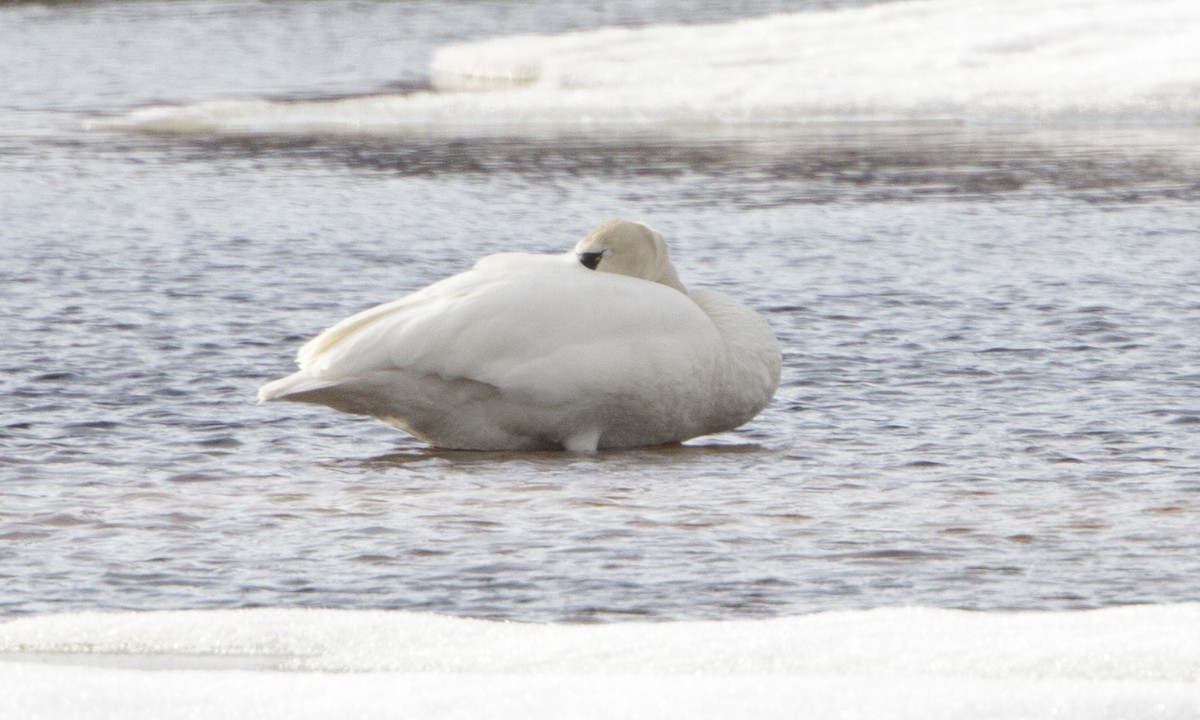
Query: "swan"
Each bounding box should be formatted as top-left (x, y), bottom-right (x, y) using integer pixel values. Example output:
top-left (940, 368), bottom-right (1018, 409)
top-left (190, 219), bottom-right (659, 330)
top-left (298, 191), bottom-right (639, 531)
top-left (258, 220), bottom-right (781, 452)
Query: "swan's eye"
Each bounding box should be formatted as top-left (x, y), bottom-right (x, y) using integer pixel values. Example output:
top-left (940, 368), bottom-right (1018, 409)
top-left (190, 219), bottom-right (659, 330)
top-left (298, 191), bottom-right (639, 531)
top-left (579, 252), bottom-right (604, 270)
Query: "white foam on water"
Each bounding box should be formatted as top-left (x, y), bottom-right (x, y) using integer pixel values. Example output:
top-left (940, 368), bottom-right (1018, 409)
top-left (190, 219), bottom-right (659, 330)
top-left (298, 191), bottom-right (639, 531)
top-left (92, 0), bottom-right (1200, 136)
top-left (2, 605), bottom-right (1198, 719)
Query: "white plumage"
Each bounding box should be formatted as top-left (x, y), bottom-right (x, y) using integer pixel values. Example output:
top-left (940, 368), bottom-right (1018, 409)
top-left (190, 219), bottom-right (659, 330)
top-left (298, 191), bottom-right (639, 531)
top-left (258, 220), bottom-right (781, 452)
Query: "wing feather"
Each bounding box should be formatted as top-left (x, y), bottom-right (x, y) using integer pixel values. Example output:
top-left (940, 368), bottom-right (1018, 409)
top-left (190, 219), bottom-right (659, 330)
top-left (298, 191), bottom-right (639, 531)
top-left (292, 252), bottom-right (721, 405)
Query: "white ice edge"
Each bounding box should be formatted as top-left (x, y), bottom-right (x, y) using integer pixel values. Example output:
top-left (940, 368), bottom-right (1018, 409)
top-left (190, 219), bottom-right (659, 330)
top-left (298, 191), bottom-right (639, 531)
top-left (2, 604), bottom-right (1198, 677)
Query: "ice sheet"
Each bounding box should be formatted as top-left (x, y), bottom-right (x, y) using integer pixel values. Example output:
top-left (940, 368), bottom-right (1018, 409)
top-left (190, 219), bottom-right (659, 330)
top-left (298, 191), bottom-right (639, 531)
top-left (94, 0), bottom-right (1200, 135)
top-left (2, 605), bottom-right (1198, 719)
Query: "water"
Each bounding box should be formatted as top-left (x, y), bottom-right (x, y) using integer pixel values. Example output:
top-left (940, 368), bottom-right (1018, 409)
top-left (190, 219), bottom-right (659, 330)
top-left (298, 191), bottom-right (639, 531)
top-left (3, 0), bottom-right (1200, 697)
top-left (4, 0), bottom-right (1200, 624)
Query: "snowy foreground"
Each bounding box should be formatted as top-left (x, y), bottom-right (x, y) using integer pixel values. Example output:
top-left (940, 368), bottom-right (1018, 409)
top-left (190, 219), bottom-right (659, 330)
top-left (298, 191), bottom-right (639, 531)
top-left (2, 605), bottom-right (1198, 719)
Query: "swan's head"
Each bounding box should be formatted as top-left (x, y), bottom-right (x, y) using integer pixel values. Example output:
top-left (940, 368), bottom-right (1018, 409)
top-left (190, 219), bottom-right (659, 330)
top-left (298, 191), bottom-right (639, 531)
top-left (573, 220), bottom-right (687, 293)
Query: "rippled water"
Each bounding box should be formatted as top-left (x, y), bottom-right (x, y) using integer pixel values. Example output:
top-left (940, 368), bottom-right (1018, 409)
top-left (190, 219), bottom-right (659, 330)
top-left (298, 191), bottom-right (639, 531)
top-left (3, 0), bottom-right (1200, 622)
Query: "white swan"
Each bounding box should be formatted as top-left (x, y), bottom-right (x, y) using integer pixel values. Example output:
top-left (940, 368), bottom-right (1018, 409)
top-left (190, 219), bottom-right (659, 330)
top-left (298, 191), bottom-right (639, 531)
top-left (258, 220), bottom-right (781, 452)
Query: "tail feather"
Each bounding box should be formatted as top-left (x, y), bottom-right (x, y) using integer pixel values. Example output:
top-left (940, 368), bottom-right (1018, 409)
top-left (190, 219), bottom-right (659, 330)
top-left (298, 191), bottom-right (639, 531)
top-left (257, 371), bottom-right (338, 404)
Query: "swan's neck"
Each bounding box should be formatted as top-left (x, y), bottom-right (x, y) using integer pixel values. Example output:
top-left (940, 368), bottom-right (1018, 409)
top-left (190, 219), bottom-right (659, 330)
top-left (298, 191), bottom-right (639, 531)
top-left (690, 290), bottom-right (782, 426)
top-left (657, 263), bottom-right (687, 294)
